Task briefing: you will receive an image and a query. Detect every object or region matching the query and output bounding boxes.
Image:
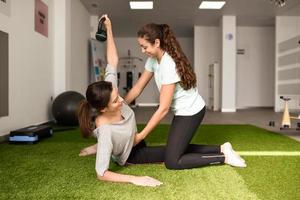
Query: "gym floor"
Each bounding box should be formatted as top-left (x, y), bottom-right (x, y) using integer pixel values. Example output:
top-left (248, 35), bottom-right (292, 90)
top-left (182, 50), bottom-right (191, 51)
top-left (133, 107), bottom-right (300, 142)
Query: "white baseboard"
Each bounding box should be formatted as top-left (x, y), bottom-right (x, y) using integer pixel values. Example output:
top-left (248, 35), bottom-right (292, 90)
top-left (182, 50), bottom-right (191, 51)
top-left (137, 103), bottom-right (159, 107)
top-left (221, 108), bottom-right (236, 112)
top-left (236, 106), bottom-right (273, 110)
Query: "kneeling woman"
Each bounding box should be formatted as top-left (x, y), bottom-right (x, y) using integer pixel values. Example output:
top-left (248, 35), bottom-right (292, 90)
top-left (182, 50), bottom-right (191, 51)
top-left (77, 15), bottom-right (245, 187)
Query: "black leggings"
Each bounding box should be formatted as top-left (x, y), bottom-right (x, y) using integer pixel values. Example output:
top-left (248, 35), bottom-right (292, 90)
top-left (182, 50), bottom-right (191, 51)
top-left (126, 107), bottom-right (225, 169)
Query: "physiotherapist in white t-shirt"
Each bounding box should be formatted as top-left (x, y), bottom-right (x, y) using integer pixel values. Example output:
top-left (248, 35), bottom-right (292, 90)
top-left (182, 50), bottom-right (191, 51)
top-left (125, 23), bottom-right (246, 169)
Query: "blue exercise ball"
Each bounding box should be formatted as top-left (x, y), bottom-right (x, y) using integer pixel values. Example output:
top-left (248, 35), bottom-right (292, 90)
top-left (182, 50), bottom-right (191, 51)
top-left (52, 91), bottom-right (85, 126)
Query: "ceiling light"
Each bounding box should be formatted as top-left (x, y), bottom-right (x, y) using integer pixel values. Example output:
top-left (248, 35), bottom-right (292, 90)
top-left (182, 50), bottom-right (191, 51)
top-left (199, 1), bottom-right (226, 9)
top-left (130, 1), bottom-right (153, 9)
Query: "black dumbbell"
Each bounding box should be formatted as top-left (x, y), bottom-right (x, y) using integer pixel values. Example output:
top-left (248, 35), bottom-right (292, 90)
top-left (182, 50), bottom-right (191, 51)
top-left (95, 18), bottom-right (107, 42)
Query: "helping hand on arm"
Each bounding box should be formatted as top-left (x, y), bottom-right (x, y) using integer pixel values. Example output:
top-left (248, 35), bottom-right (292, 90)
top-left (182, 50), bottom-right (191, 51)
top-left (124, 70), bottom-right (153, 105)
top-left (134, 84), bottom-right (175, 145)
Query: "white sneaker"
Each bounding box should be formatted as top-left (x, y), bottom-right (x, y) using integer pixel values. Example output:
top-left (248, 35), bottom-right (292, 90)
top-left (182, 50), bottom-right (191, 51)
top-left (225, 153), bottom-right (247, 168)
top-left (223, 142), bottom-right (245, 163)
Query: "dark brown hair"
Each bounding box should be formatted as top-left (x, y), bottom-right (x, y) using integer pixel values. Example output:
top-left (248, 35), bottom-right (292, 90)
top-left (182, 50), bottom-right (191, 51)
top-left (77, 81), bottom-right (112, 138)
top-left (138, 23), bottom-right (196, 90)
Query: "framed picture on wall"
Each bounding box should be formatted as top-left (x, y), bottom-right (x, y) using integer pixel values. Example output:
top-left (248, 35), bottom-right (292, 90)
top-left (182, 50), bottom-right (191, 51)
top-left (0, 0), bottom-right (11, 16)
top-left (35, 0), bottom-right (48, 37)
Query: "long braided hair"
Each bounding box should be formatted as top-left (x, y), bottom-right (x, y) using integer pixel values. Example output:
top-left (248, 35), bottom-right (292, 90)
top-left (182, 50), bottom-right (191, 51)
top-left (138, 23), bottom-right (196, 90)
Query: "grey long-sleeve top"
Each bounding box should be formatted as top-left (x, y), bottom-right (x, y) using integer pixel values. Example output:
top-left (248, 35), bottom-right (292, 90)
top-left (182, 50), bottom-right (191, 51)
top-left (93, 64), bottom-right (136, 176)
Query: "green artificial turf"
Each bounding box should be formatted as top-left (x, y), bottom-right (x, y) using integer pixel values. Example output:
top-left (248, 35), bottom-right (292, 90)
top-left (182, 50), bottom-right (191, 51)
top-left (0, 125), bottom-right (299, 200)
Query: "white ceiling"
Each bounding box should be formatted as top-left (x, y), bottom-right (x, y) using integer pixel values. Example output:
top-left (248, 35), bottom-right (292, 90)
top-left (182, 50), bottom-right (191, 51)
top-left (80, 0), bottom-right (300, 37)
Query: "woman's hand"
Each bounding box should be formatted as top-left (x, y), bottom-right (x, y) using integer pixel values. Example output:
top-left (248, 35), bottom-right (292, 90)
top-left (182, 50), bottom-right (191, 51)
top-left (100, 14), bottom-right (112, 30)
top-left (79, 145), bottom-right (97, 156)
top-left (130, 176), bottom-right (163, 187)
top-left (134, 133), bottom-right (144, 145)
top-left (99, 171), bottom-right (162, 187)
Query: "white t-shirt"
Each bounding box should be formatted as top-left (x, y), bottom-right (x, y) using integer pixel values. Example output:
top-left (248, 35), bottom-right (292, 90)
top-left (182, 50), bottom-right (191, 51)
top-left (145, 52), bottom-right (205, 116)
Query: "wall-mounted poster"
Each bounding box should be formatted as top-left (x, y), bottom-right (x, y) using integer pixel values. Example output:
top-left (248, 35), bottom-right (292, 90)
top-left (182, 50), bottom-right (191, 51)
top-left (89, 39), bottom-right (106, 83)
top-left (0, 0), bottom-right (10, 16)
top-left (35, 0), bottom-right (48, 37)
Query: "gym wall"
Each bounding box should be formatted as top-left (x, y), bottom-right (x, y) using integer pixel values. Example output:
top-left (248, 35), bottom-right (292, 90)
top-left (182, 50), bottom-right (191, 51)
top-left (236, 26), bottom-right (275, 108)
top-left (0, 0), bottom-right (54, 136)
top-left (275, 16), bottom-right (300, 112)
top-left (194, 26), bottom-right (222, 105)
top-left (194, 25), bottom-right (275, 109)
top-left (70, 0), bottom-right (90, 95)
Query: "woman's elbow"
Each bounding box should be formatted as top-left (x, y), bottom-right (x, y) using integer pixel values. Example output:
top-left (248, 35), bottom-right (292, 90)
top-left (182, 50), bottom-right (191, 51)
top-left (96, 170), bottom-right (108, 181)
top-left (97, 174), bottom-right (106, 181)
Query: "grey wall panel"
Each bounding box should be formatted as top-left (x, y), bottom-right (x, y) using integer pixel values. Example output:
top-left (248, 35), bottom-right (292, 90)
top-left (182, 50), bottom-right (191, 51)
top-left (278, 68), bottom-right (300, 81)
top-left (278, 51), bottom-right (300, 67)
top-left (278, 35), bottom-right (300, 53)
top-left (0, 30), bottom-right (9, 117)
top-left (278, 83), bottom-right (300, 95)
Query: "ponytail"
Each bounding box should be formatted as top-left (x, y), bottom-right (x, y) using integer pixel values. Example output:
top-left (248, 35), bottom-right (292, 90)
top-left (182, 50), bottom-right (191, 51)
top-left (77, 100), bottom-right (96, 138)
top-left (77, 81), bottom-right (113, 138)
top-left (160, 24), bottom-right (196, 90)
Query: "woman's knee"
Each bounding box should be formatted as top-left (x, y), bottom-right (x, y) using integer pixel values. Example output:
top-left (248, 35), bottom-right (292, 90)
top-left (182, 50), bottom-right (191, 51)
top-left (164, 158), bottom-right (180, 170)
